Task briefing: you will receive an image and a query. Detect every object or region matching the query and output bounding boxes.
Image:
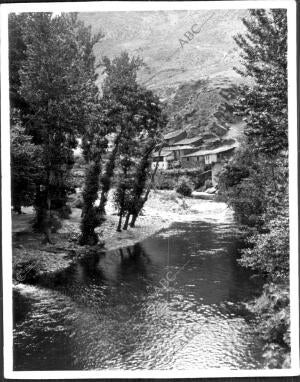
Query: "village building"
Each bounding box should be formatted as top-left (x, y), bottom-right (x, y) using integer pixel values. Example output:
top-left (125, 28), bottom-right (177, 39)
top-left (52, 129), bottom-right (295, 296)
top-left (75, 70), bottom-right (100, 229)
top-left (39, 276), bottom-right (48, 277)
top-left (151, 150), bottom-right (174, 170)
top-left (164, 136), bottom-right (203, 162)
top-left (163, 129), bottom-right (187, 146)
top-left (151, 126), bottom-right (238, 185)
top-left (181, 143), bottom-right (238, 185)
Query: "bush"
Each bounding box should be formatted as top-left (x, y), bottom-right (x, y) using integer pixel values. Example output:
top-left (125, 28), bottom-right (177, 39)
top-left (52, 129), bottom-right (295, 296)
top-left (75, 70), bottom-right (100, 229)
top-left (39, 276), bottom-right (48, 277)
top-left (154, 172), bottom-right (176, 190)
top-left (176, 176), bottom-right (193, 197)
top-left (239, 204), bottom-right (289, 280)
top-left (247, 282), bottom-right (290, 368)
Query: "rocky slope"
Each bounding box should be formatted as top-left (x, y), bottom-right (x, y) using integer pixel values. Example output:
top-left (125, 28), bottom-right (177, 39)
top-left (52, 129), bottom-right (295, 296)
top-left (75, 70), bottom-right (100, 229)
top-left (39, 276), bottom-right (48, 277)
top-left (79, 9), bottom-right (248, 136)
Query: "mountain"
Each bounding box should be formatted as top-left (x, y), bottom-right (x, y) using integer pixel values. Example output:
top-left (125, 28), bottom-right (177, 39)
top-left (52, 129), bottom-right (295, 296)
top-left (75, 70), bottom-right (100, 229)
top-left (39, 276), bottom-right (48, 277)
top-left (79, 9), bottom-right (248, 135)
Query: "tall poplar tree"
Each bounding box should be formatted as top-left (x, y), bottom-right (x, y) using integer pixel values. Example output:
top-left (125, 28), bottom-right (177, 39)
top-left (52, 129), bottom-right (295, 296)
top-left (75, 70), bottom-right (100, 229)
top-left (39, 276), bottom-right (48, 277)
top-left (220, 9), bottom-right (288, 225)
top-left (97, 53), bottom-right (143, 216)
top-left (219, 9), bottom-right (289, 366)
top-left (234, 9), bottom-right (287, 155)
top-left (123, 91), bottom-right (167, 230)
top-left (18, 13), bottom-right (102, 240)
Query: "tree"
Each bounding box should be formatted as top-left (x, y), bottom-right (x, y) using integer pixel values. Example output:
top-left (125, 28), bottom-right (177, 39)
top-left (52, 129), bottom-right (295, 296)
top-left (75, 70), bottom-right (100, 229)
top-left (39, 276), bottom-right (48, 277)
top-left (220, 9), bottom-right (288, 226)
top-left (102, 71), bottom-right (167, 232)
top-left (79, 103), bottom-right (108, 245)
top-left (17, 12), bottom-right (102, 240)
top-left (10, 111), bottom-right (42, 213)
top-left (234, 9), bottom-right (287, 156)
top-left (8, 13), bottom-right (30, 119)
top-left (113, 124), bottom-right (141, 232)
top-left (219, 9), bottom-right (289, 366)
top-left (123, 138), bottom-right (157, 230)
top-left (123, 91), bottom-right (167, 229)
top-left (130, 142), bottom-right (165, 227)
top-left (97, 53), bottom-right (143, 216)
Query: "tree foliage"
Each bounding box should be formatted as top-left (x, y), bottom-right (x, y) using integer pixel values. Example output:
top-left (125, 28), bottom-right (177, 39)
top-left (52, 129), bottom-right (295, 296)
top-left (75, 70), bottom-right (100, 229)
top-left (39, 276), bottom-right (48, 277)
top-left (15, 12), bottom-right (102, 236)
top-left (97, 52), bottom-right (143, 216)
top-left (219, 9), bottom-right (289, 367)
top-left (79, 99), bottom-right (108, 245)
top-left (234, 9), bottom-right (287, 155)
top-left (8, 13), bottom-right (30, 117)
top-left (176, 176), bottom-right (193, 197)
top-left (10, 111), bottom-right (42, 212)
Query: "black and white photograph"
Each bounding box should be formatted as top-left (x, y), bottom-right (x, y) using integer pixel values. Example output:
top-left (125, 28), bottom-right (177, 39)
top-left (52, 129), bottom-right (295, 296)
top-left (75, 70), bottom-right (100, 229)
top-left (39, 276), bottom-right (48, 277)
top-left (1, 0), bottom-right (299, 378)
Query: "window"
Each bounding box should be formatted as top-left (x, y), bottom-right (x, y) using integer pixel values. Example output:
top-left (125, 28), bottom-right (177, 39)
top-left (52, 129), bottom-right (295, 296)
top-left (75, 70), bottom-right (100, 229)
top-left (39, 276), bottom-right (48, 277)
top-left (205, 155), bottom-right (211, 164)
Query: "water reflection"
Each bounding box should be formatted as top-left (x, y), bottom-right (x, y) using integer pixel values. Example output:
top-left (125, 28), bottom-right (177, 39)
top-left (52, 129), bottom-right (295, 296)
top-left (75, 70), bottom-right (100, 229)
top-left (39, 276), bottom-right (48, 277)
top-left (14, 221), bottom-right (264, 370)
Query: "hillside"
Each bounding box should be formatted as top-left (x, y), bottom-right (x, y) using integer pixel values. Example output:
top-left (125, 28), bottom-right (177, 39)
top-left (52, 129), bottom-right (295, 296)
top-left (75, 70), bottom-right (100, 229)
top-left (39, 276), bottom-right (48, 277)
top-left (79, 9), bottom-right (248, 136)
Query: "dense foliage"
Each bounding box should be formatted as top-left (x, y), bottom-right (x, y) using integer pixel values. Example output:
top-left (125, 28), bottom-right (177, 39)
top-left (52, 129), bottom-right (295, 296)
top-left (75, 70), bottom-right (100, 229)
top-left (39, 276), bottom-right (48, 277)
top-left (219, 9), bottom-right (289, 367)
top-left (234, 9), bottom-right (287, 156)
top-left (10, 112), bottom-right (42, 212)
top-left (78, 52), bottom-right (166, 241)
top-left (97, 52), bottom-right (143, 217)
top-left (9, 13), bottom-right (166, 244)
top-left (176, 176), bottom-right (193, 197)
top-left (9, 12), bottom-right (102, 240)
top-left (112, 84), bottom-right (166, 231)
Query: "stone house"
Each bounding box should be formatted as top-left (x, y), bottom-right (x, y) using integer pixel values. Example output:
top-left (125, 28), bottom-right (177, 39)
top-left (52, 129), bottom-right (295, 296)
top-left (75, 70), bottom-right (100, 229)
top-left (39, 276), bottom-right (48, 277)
top-left (151, 150), bottom-right (174, 170)
top-left (164, 136), bottom-right (203, 162)
top-left (182, 143), bottom-right (237, 185)
top-left (163, 129), bottom-right (187, 146)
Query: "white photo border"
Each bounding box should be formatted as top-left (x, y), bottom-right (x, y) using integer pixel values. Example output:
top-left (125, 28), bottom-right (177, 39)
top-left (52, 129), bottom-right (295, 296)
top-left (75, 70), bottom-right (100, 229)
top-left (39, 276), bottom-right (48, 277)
top-left (1, 0), bottom-right (299, 378)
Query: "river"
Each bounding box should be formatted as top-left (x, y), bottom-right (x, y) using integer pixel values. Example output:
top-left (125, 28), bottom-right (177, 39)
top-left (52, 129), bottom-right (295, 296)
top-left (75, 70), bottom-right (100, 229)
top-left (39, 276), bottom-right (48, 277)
top-left (13, 207), bottom-right (265, 370)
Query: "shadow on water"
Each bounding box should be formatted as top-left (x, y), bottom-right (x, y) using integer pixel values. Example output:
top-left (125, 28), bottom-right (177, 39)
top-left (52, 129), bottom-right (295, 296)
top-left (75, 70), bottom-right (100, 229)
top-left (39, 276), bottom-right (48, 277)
top-left (13, 221), bottom-right (265, 371)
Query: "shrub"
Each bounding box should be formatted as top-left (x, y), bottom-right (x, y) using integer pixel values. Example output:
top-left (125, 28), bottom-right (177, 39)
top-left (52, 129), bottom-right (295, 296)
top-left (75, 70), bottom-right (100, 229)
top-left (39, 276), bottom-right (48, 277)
top-left (239, 206), bottom-right (289, 280)
top-left (176, 176), bottom-right (193, 197)
top-left (247, 282), bottom-right (290, 368)
top-left (154, 172), bottom-right (176, 190)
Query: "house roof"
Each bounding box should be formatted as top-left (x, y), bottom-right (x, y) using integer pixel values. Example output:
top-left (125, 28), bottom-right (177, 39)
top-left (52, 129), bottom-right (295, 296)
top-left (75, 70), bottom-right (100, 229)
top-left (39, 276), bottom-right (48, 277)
top-left (152, 150), bottom-right (173, 158)
top-left (165, 145), bottom-right (194, 151)
top-left (183, 143), bottom-right (237, 157)
top-left (174, 136), bottom-right (202, 145)
top-left (163, 129), bottom-right (186, 140)
top-left (203, 137), bottom-right (220, 143)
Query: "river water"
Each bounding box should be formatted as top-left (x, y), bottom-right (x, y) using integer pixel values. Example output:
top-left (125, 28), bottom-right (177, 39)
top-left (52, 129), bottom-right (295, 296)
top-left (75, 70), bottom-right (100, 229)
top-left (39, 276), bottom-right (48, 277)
top-left (13, 204), bottom-right (264, 370)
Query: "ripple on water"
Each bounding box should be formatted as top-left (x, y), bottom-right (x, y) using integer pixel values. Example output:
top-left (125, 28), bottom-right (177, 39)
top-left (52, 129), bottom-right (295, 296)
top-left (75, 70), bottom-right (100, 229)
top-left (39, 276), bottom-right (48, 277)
top-left (13, 219), bottom-right (264, 371)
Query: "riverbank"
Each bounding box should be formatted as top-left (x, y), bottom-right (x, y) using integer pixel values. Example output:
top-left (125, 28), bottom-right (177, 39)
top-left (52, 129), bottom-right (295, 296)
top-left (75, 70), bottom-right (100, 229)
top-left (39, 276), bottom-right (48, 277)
top-left (13, 208), bottom-right (264, 371)
top-left (12, 190), bottom-right (234, 281)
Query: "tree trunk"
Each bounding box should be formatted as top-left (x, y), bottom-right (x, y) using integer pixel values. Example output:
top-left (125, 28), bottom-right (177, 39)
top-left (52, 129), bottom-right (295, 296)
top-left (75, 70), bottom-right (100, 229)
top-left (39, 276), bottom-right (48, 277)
top-left (33, 183), bottom-right (44, 230)
top-left (98, 133), bottom-right (121, 215)
top-left (130, 214), bottom-right (137, 228)
top-left (42, 223), bottom-right (53, 244)
top-left (129, 142), bottom-right (163, 227)
top-left (119, 248), bottom-right (124, 258)
top-left (116, 187), bottom-right (126, 232)
top-left (117, 210), bottom-right (123, 232)
top-left (79, 226), bottom-right (98, 246)
top-left (127, 139), bottom-right (159, 228)
top-left (98, 191), bottom-right (107, 216)
top-left (43, 190), bottom-right (53, 244)
top-left (79, 161), bottom-right (101, 245)
top-left (123, 213), bottom-right (131, 230)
